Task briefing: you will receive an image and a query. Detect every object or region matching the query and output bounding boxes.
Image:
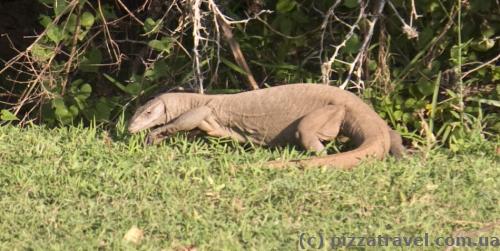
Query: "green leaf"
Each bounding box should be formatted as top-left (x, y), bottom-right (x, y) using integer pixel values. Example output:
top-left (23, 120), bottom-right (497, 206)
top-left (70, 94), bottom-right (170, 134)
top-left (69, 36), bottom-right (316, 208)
top-left (144, 60), bottom-right (169, 81)
top-left (404, 98), bottom-right (417, 108)
top-left (41, 103), bottom-right (56, 125)
top-left (251, 60), bottom-right (299, 71)
top-left (55, 107), bottom-right (71, 120)
top-left (75, 83), bottom-right (92, 101)
top-left (84, 98), bottom-right (112, 122)
top-left (69, 79), bottom-right (84, 94)
top-left (450, 142), bottom-right (459, 152)
top-left (31, 43), bottom-right (54, 61)
top-left (470, 0), bottom-right (491, 12)
top-left (124, 82), bottom-right (141, 96)
top-left (52, 97), bottom-right (66, 110)
top-left (47, 25), bottom-right (64, 43)
top-left (450, 111), bottom-right (461, 119)
top-left (80, 12), bottom-right (95, 27)
top-left (148, 40), bottom-right (164, 51)
top-left (221, 57), bottom-right (247, 75)
top-left (367, 59), bottom-right (377, 71)
top-left (103, 73), bottom-right (140, 95)
top-left (69, 105), bottom-right (79, 116)
top-left (54, 0), bottom-right (68, 16)
top-left (393, 110), bottom-right (403, 121)
top-left (493, 67), bottom-right (500, 81)
top-left (471, 38), bottom-right (495, 52)
top-left (66, 14), bottom-right (78, 32)
top-left (52, 98), bottom-right (74, 123)
top-left (80, 83), bottom-right (92, 95)
top-left (143, 18), bottom-right (162, 34)
top-left (148, 38), bottom-right (173, 52)
top-left (345, 34), bottom-right (360, 53)
top-left (79, 0), bottom-right (88, 7)
top-left (493, 122), bottom-right (500, 134)
top-left (0, 110), bottom-right (19, 121)
top-left (416, 78), bottom-right (434, 97)
top-left (98, 3), bottom-right (117, 19)
top-left (80, 48), bottom-right (102, 72)
top-left (103, 73), bottom-right (127, 92)
top-left (402, 113), bottom-right (412, 123)
top-left (290, 9), bottom-right (308, 24)
top-left (276, 0), bottom-right (297, 13)
top-left (480, 22), bottom-right (495, 38)
top-left (77, 30), bottom-right (89, 41)
top-left (418, 27), bottom-right (434, 49)
top-left (277, 16), bottom-right (293, 35)
top-left (39, 15), bottom-right (52, 28)
top-left (426, 1), bottom-right (440, 13)
top-left (344, 0), bottom-right (359, 8)
top-left (449, 41), bottom-right (471, 66)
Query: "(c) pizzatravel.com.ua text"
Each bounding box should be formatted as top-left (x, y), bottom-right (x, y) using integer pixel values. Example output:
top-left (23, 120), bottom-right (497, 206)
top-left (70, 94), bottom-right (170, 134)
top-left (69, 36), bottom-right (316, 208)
top-left (298, 232), bottom-right (500, 249)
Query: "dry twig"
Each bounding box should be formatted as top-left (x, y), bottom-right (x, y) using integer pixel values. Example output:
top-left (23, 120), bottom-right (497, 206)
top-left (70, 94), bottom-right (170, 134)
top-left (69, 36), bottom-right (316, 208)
top-left (321, 0), bottom-right (387, 90)
top-left (209, 1), bottom-right (259, 90)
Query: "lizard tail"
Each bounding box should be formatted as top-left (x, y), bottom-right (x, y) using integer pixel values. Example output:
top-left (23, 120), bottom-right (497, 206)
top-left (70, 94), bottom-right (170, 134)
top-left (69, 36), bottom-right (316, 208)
top-left (266, 115), bottom-right (391, 169)
top-left (265, 138), bottom-right (388, 169)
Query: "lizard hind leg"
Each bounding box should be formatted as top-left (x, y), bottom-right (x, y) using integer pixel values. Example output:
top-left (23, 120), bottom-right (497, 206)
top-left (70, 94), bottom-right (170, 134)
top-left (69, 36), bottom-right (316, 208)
top-left (295, 105), bottom-right (346, 153)
top-left (389, 129), bottom-right (406, 158)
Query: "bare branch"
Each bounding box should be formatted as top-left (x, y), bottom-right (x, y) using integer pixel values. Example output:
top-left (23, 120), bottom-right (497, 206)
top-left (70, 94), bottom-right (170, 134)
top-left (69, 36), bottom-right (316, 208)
top-left (387, 0), bottom-right (418, 39)
top-left (341, 0), bottom-right (387, 90)
top-left (461, 53), bottom-right (500, 79)
top-left (209, 0), bottom-right (259, 90)
top-left (320, 0), bottom-right (365, 87)
top-left (189, 0), bottom-right (205, 93)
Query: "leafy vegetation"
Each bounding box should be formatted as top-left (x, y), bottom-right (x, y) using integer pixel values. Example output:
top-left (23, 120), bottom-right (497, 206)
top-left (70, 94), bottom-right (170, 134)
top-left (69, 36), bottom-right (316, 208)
top-left (0, 125), bottom-right (498, 249)
top-left (0, 0), bottom-right (498, 150)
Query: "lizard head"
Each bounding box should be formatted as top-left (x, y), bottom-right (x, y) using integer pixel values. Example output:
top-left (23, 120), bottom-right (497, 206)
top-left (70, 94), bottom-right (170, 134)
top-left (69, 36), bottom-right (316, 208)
top-left (128, 98), bottom-right (166, 133)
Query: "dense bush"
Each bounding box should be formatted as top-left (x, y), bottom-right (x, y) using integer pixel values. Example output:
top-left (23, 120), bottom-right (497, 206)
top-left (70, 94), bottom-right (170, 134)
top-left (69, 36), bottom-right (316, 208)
top-left (0, 0), bottom-right (498, 150)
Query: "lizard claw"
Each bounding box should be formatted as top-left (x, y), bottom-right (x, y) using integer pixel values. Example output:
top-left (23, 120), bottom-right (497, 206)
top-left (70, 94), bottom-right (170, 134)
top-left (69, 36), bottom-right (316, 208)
top-left (145, 133), bottom-right (159, 145)
top-left (146, 131), bottom-right (169, 145)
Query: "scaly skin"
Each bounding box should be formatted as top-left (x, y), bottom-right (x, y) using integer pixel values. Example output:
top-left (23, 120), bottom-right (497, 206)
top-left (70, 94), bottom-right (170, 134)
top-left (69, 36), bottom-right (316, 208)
top-left (128, 84), bottom-right (404, 169)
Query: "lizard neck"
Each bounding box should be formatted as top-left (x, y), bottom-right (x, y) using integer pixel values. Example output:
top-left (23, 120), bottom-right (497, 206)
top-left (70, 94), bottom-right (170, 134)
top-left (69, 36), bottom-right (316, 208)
top-left (160, 93), bottom-right (213, 121)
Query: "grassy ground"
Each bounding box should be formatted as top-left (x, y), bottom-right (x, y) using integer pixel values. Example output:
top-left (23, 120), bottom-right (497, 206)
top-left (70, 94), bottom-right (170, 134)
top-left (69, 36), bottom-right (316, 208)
top-left (0, 125), bottom-right (498, 250)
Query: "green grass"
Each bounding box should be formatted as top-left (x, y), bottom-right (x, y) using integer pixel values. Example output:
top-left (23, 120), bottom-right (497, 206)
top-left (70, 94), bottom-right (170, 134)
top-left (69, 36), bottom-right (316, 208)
top-left (0, 125), bottom-right (498, 250)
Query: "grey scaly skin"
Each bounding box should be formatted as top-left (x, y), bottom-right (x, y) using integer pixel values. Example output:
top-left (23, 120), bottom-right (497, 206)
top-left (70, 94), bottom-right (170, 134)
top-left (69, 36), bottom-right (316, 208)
top-left (128, 84), bottom-right (405, 169)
